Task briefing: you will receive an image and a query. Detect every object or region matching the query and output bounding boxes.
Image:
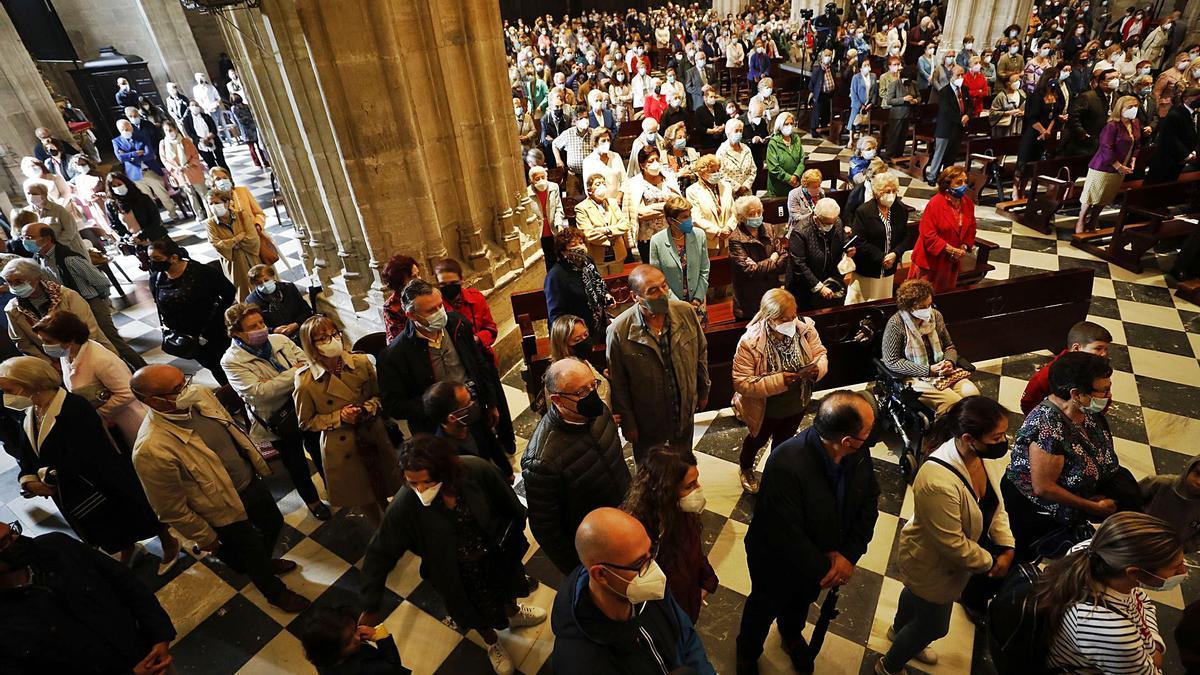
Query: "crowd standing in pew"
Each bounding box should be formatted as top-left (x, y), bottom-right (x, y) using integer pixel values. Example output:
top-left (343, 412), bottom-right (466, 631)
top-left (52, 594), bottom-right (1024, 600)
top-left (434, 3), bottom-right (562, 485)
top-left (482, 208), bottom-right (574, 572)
top-left (3, 1), bottom-right (1200, 674)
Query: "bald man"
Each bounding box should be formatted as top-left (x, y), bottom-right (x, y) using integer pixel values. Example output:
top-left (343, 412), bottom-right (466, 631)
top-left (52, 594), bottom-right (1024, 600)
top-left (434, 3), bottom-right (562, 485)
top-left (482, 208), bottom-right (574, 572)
top-left (130, 364), bottom-right (309, 612)
top-left (551, 508), bottom-right (715, 674)
top-left (607, 264), bottom-right (709, 463)
top-left (736, 391), bottom-right (881, 673)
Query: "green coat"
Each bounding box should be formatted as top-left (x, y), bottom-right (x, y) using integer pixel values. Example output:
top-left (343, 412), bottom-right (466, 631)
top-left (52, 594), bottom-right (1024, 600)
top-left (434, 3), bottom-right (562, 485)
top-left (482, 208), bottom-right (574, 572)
top-left (765, 133), bottom-right (806, 197)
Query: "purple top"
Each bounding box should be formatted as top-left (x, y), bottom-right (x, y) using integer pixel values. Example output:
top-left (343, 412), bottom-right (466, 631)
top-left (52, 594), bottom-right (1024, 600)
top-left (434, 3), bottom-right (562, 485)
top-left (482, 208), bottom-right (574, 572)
top-left (1088, 120), bottom-right (1141, 173)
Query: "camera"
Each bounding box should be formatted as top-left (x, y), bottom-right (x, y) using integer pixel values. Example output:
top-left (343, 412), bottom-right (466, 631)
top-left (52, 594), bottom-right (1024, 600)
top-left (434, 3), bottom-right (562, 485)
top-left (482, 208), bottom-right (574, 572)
top-left (800, 8), bottom-right (814, 19)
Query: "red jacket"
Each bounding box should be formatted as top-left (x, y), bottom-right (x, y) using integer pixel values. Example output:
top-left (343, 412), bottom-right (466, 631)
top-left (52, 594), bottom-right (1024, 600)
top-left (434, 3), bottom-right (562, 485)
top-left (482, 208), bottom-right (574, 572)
top-left (443, 286), bottom-right (498, 365)
top-left (1021, 349), bottom-right (1112, 415)
top-left (963, 71), bottom-right (988, 117)
top-left (910, 192), bottom-right (977, 292)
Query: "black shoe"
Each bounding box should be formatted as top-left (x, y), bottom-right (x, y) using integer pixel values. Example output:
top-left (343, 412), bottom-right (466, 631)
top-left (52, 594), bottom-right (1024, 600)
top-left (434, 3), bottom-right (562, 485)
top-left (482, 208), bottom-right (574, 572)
top-left (308, 502), bottom-right (332, 520)
top-left (524, 574), bottom-right (540, 594)
top-left (270, 558), bottom-right (298, 575)
top-left (735, 657), bottom-right (760, 675)
top-left (268, 588), bottom-right (311, 613)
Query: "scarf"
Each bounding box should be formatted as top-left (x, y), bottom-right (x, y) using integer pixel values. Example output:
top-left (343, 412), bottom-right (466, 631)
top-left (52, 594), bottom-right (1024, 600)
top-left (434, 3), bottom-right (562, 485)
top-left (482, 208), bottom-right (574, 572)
top-left (162, 135), bottom-right (188, 168)
top-left (564, 250), bottom-right (607, 330)
top-left (383, 291), bottom-right (408, 342)
top-left (899, 309), bottom-right (943, 376)
top-left (14, 281), bottom-right (63, 326)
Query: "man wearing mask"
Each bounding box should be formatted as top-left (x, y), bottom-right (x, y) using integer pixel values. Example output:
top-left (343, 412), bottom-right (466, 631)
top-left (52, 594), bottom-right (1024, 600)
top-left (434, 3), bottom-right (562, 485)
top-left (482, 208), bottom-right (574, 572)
top-left (182, 100), bottom-right (228, 171)
top-left (423, 379), bottom-right (512, 480)
top-left (741, 99), bottom-right (771, 169)
top-left (378, 279), bottom-right (511, 452)
top-left (810, 49), bottom-right (837, 133)
top-left (684, 51), bottom-right (714, 110)
top-left (0, 520), bottom-right (178, 674)
top-left (539, 92), bottom-right (571, 170)
top-left (1064, 68), bottom-right (1119, 157)
top-left (31, 126), bottom-right (80, 166)
top-left (191, 72), bottom-right (227, 143)
top-left (551, 508), bottom-right (716, 674)
top-left (114, 77), bottom-right (140, 108)
top-left (130, 364), bottom-right (310, 612)
top-left (552, 104), bottom-right (596, 195)
top-left (112, 119), bottom-right (180, 221)
top-left (925, 65), bottom-right (971, 184)
top-left (163, 81), bottom-right (191, 126)
top-left (736, 391), bottom-right (881, 674)
top-left (1150, 87), bottom-right (1199, 190)
top-left (124, 105), bottom-right (162, 150)
top-left (606, 264), bottom-right (710, 463)
top-left (522, 358), bottom-right (630, 574)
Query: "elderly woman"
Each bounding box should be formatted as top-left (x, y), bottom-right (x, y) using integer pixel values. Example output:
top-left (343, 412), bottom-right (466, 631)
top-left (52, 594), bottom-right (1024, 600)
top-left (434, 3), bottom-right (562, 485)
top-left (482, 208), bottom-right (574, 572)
top-left (715, 118), bottom-right (757, 197)
top-left (31, 311), bottom-right (147, 449)
top-left (67, 154), bottom-right (110, 233)
top-left (574, 173), bottom-right (630, 275)
top-left (147, 238), bottom-right (236, 386)
top-left (12, 182), bottom-right (87, 257)
top-left (850, 172), bottom-right (912, 301)
top-left (685, 155), bottom-right (737, 258)
top-left (731, 288), bottom-right (828, 493)
top-left (1002, 352), bottom-right (1132, 561)
top-left (158, 118), bottom-right (207, 219)
top-left (0, 356), bottom-right (178, 571)
top-left (963, 55), bottom-right (990, 117)
top-left (1153, 53), bottom-right (1191, 119)
top-left (662, 121), bottom-right (698, 187)
top-left (911, 166), bottom-right (977, 292)
top-left (514, 96), bottom-right (537, 151)
top-left (581, 126), bottom-right (625, 203)
top-left (294, 315), bottom-right (403, 527)
top-left (988, 73), bottom-right (1026, 138)
top-left (246, 263), bottom-right (313, 340)
top-left (729, 195), bottom-right (784, 320)
top-left (2, 258), bottom-right (116, 363)
top-left (849, 135), bottom-right (879, 185)
top-left (381, 253), bottom-right (421, 342)
top-left (1077, 96), bottom-right (1143, 234)
top-left (204, 189), bottom-right (261, 302)
top-left (882, 279), bottom-right (981, 415)
top-left (765, 111), bottom-right (805, 197)
top-left (545, 229), bottom-right (611, 350)
top-left (786, 197), bottom-right (848, 311)
top-left (208, 166), bottom-right (281, 269)
top-left (526, 164), bottom-right (567, 270)
top-left (20, 156), bottom-right (71, 207)
top-left (623, 145), bottom-right (683, 263)
top-left (649, 196), bottom-right (710, 314)
top-left (849, 61), bottom-right (876, 149)
top-left (750, 77), bottom-right (781, 129)
top-left (548, 314), bottom-right (611, 409)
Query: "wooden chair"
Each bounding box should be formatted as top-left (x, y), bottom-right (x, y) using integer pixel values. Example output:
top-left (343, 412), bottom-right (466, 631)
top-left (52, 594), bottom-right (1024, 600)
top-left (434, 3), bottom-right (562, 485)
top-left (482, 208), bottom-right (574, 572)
top-left (352, 331), bottom-right (388, 358)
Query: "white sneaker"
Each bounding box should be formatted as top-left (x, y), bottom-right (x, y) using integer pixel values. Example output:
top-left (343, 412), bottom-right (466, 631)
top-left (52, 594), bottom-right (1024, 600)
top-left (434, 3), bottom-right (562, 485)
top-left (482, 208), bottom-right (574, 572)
top-left (886, 626), bottom-right (938, 665)
top-left (508, 603), bottom-right (547, 628)
top-left (487, 642), bottom-right (515, 675)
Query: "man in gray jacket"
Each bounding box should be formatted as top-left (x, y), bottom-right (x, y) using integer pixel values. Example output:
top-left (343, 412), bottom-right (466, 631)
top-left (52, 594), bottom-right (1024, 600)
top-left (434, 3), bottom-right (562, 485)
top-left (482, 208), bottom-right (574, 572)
top-left (607, 264), bottom-right (710, 463)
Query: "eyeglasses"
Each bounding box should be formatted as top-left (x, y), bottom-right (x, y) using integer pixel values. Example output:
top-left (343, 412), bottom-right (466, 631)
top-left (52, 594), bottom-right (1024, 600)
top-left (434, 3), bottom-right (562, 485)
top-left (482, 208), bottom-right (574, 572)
top-left (2, 520), bottom-right (22, 545)
top-left (314, 331), bottom-right (342, 346)
top-left (601, 544), bottom-right (660, 576)
top-left (552, 379), bottom-right (601, 399)
top-left (164, 374), bottom-right (193, 398)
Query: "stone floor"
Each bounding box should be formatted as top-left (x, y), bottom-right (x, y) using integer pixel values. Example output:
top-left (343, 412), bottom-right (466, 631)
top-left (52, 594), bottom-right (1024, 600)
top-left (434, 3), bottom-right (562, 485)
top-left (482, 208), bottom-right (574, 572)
top-left (3, 140), bottom-right (1199, 675)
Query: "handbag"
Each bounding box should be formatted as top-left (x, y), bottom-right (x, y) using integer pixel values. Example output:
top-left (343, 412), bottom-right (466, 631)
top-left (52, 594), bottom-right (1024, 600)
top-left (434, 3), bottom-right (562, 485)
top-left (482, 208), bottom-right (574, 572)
top-left (257, 223), bottom-right (280, 266)
top-left (156, 278), bottom-right (220, 359)
top-left (248, 401), bottom-right (300, 439)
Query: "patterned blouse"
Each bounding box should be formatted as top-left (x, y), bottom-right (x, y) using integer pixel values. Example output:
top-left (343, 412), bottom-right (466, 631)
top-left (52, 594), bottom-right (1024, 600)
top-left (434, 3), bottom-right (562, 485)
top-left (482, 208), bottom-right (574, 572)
top-left (1005, 400), bottom-right (1119, 524)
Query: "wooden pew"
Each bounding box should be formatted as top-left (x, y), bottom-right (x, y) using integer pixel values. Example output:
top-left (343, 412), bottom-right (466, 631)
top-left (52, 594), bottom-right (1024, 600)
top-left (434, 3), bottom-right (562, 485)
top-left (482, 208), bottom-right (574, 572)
top-left (1071, 174), bottom-right (1200, 272)
top-left (963, 134), bottom-right (1023, 203)
top-left (994, 152), bottom-right (1092, 233)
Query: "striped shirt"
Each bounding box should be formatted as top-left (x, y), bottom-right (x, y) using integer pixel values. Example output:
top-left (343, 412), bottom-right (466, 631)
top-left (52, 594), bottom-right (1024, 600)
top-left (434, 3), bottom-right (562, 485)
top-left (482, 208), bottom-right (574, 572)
top-left (1046, 587), bottom-right (1163, 674)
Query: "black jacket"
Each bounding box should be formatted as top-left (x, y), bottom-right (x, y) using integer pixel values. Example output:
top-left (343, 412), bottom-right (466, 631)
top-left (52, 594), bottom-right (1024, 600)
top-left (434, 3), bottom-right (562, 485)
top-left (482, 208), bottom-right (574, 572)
top-left (246, 281), bottom-right (314, 335)
top-left (317, 635), bottom-right (410, 675)
top-left (1064, 88), bottom-right (1113, 157)
top-left (1146, 104), bottom-right (1198, 183)
top-left (378, 311), bottom-right (499, 432)
top-left (690, 104), bottom-right (728, 138)
top-left (181, 110), bottom-right (224, 151)
top-left (521, 404), bottom-right (630, 574)
top-left (850, 198), bottom-right (913, 278)
top-left (786, 219), bottom-right (846, 309)
top-left (0, 532), bottom-right (176, 674)
top-left (729, 222), bottom-right (783, 319)
top-left (935, 84), bottom-right (971, 139)
top-left (550, 566), bottom-right (716, 675)
top-left (745, 426), bottom-right (881, 585)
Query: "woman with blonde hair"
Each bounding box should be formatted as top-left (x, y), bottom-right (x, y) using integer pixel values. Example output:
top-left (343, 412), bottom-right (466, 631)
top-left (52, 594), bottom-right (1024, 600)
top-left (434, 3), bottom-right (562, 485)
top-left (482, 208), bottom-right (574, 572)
top-left (294, 315), bottom-right (403, 526)
top-left (548, 314), bottom-right (611, 410)
top-left (731, 288), bottom-right (828, 493)
top-left (204, 189), bottom-right (261, 301)
top-left (1077, 96), bottom-right (1143, 234)
top-left (207, 166), bottom-right (284, 272)
top-left (685, 154), bottom-right (736, 257)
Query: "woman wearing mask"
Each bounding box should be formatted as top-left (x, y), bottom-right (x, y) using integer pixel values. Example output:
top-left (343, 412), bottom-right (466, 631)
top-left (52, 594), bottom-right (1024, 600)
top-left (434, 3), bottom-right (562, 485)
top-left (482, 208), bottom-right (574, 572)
top-left (513, 96), bottom-right (537, 151)
top-left (963, 56), bottom-right (990, 117)
top-left (685, 155), bottom-right (736, 258)
top-left (911, 166), bottom-right (977, 292)
top-left (989, 73), bottom-right (1027, 138)
top-left (750, 77), bottom-right (781, 130)
top-left (716, 118), bottom-right (757, 197)
top-left (548, 314), bottom-right (611, 409)
top-left (545, 229), bottom-right (611, 350)
top-left (0, 356), bottom-right (179, 573)
top-left (204, 190), bottom-right (261, 302)
top-left (1153, 53), bottom-right (1191, 119)
top-left (294, 315), bottom-right (403, 527)
top-left (878, 396), bottom-right (1016, 675)
top-left (575, 173), bottom-right (630, 275)
top-left (623, 145), bottom-right (682, 263)
top-left (20, 156), bottom-right (71, 207)
top-left (1033, 512), bottom-right (1183, 672)
top-left (581, 127), bottom-right (625, 206)
top-left (245, 263), bottom-right (313, 340)
top-left (607, 65), bottom-right (634, 123)
top-left (359, 435), bottom-right (542, 675)
top-left (208, 167), bottom-right (282, 272)
top-left (662, 122), bottom-right (698, 187)
top-left (997, 40), bottom-right (1025, 88)
top-left (849, 136), bottom-right (879, 185)
top-left (850, 173), bottom-right (911, 302)
top-left (622, 447), bottom-right (717, 623)
top-left (731, 288), bottom-right (827, 494)
top-left (649, 196), bottom-right (710, 317)
top-left (729, 195), bottom-right (785, 320)
top-left (765, 112), bottom-right (805, 197)
top-left (147, 238), bottom-right (235, 386)
top-left (1023, 44), bottom-right (1054, 94)
top-left (432, 258), bottom-right (498, 364)
top-left (747, 40), bottom-right (770, 85)
top-left (105, 172), bottom-right (169, 255)
top-left (849, 61), bottom-right (875, 150)
top-left (1077, 96), bottom-right (1142, 234)
top-left (918, 45), bottom-right (938, 93)
top-left (1016, 73), bottom-right (1064, 192)
top-left (67, 155), bottom-right (110, 234)
top-left (158, 118), bottom-right (207, 219)
top-left (221, 302), bottom-right (330, 521)
top-left (381, 254), bottom-right (421, 341)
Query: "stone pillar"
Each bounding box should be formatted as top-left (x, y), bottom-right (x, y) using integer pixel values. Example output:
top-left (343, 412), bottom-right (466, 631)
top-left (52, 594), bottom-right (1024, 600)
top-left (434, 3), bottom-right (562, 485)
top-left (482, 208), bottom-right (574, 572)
top-left (714, 0), bottom-right (749, 18)
top-left (134, 0), bottom-right (209, 91)
top-left (940, 0), bottom-right (1022, 57)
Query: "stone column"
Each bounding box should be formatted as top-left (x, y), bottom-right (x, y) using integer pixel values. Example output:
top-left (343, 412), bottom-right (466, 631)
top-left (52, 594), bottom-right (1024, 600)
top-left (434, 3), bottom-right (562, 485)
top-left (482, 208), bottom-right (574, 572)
top-left (940, 0), bottom-right (1022, 56)
top-left (714, 0), bottom-right (749, 17)
top-left (134, 0), bottom-right (209, 91)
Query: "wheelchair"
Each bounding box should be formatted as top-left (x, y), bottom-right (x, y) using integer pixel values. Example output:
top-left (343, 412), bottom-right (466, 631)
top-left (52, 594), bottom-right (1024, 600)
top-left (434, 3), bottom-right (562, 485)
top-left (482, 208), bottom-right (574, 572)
top-left (870, 357), bottom-right (975, 483)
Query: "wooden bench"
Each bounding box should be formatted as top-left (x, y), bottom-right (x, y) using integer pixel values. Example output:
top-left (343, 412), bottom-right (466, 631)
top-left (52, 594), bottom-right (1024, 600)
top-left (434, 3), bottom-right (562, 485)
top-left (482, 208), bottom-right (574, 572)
top-left (963, 133), bottom-right (1023, 203)
top-left (1071, 174), bottom-right (1200, 272)
top-left (994, 152), bottom-right (1093, 233)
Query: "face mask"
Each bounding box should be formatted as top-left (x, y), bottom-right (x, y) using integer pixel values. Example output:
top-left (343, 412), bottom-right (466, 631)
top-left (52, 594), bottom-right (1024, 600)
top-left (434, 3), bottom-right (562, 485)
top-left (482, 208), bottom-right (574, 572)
top-left (174, 384), bottom-right (203, 411)
top-left (1179, 62), bottom-right (1190, 72)
top-left (572, 389), bottom-right (605, 418)
top-left (822, 56), bottom-right (831, 64)
top-left (21, 239), bottom-right (41, 254)
top-left (911, 307), bottom-right (933, 321)
top-left (676, 218), bottom-right (694, 234)
top-left (1123, 106), bottom-right (1139, 119)
top-left (604, 560), bottom-right (668, 603)
top-left (761, 87), bottom-right (772, 97)
top-left (515, 107), bottom-right (524, 116)
top-left (644, 162), bottom-right (661, 176)
top-left (638, 67), bottom-right (647, 75)
top-left (113, 185), bottom-right (129, 196)
top-left (949, 184), bottom-right (969, 198)
top-left (640, 296), bottom-right (669, 315)
top-left (944, 57), bottom-right (954, 65)
top-left (1082, 394), bottom-right (1108, 413)
top-left (1139, 568), bottom-right (1188, 592)
top-left (965, 42), bottom-right (974, 50)
top-left (862, 149), bottom-right (876, 160)
top-left (42, 343), bottom-right (67, 360)
top-left (317, 339), bottom-right (344, 358)
top-left (596, 140), bottom-right (610, 153)
top-left (617, 73), bottom-right (625, 82)
top-left (120, 131), bottom-right (133, 140)
top-left (890, 64), bottom-right (901, 73)
top-left (972, 437), bottom-right (1010, 459)
top-left (75, 165), bottom-right (90, 175)
top-left (1107, 79), bottom-right (1120, 90)
top-left (1039, 48), bottom-right (1051, 57)
top-left (1138, 67), bottom-right (1151, 76)
top-left (673, 138), bottom-right (686, 150)
top-left (746, 216), bottom-right (764, 230)
top-left (533, 178), bottom-right (549, 191)
top-left (970, 65), bottom-right (982, 73)
top-left (422, 306), bottom-right (449, 332)
top-left (728, 129), bottom-right (743, 144)
top-left (1193, 68), bottom-right (1200, 79)
top-left (259, 279), bottom-right (278, 295)
top-left (952, 77), bottom-right (965, 88)
top-left (878, 192), bottom-right (896, 207)
top-left (576, 119), bottom-right (590, 132)
top-left (1011, 81), bottom-right (1022, 91)
top-left (1059, 70), bottom-right (1071, 81)
top-left (415, 482), bottom-right (443, 507)
top-left (679, 487), bottom-right (707, 513)
top-left (773, 320), bottom-right (797, 337)
top-left (214, 178), bottom-right (234, 192)
top-left (242, 327), bottom-right (269, 347)
top-left (210, 203), bottom-right (229, 219)
top-left (781, 124), bottom-right (793, 137)
top-left (8, 282), bottom-right (34, 298)
top-left (1009, 47), bottom-right (1019, 54)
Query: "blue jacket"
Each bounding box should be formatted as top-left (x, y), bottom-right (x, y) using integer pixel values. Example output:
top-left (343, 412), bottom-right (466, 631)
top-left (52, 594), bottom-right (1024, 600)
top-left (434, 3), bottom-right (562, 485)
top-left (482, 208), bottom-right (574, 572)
top-left (111, 135), bottom-right (163, 181)
top-left (917, 55), bottom-right (935, 89)
top-left (748, 51), bottom-right (771, 83)
top-left (649, 227), bottom-right (710, 302)
top-left (588, 108), bottom-right (617, 137)
top-left (810, 63), bottom-right (832, 97)
top-left (850, 73), bottom-right (874, 111)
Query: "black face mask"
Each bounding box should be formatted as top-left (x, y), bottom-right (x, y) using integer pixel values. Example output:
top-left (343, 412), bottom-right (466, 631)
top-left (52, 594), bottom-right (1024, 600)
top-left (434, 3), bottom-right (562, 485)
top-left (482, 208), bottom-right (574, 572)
top-left (441, 282), bottom-right (462, 303)
top-left (973, 438), bottom-right (1009, 459)
top-left (0, 536), bottom-right (37, 571)
top-left (148, 259), bottom-right (172, 273)
top-left (573, 389), bottom-right (605, 418)
top-left (571, 341), bottom-right (592, 360)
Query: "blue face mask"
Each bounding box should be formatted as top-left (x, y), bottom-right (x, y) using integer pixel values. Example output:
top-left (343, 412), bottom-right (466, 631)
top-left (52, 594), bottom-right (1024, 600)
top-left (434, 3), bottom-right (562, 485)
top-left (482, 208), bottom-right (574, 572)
top-left (21, 239), bottom-right (40, 254)
top-left (677, 218), bottom-right (694, 234)
top-left (42, 343), bottom-right (67, 360)
top-left (259, 279), bottom-right (278, 295)
top-left (673, 138), bottom-right (687, 150)
top-left (949, 184), bottom-right (969, 198)
top-left (8, 282), bottom-right (33, 298)
top-left (746, 216), bottom-right (764, 229)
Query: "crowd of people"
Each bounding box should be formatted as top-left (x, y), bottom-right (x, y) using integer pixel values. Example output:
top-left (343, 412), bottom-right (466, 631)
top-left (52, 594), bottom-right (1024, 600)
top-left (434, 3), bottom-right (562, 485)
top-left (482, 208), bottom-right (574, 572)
top-left (1, 1), bottom-right (1199, 675)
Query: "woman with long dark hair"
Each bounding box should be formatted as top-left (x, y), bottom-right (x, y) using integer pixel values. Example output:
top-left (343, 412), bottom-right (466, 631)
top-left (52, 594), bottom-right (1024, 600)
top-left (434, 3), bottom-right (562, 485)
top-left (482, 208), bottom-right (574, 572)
top-left (1033, 512), bottom-right (1184, 672)
top-left (105, 171), bottom-right (169, 262)
top-left (621, 446), bottom-right (717, 623)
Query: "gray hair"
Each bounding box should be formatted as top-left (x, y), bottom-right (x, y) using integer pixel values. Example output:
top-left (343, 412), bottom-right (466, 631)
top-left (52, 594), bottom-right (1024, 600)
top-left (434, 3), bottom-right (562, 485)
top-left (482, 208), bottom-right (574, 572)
top-left (544, 356), bottom-right (589, 395)
top-left (749, 288), bottom-right (797, 324)
top-left (814, 197), bottom-right (841, 220)
top-left (2, 257), bottom-right (43, 282)
top-left (724, 117), bottom-right (743, 139)
top-left (399, 277), bottom-right (435, 312)
top-left (734, 195), bottom-right (763, 221)
top-left (0, 355), bottom-right (62, 393)
top-left (872, 172), bottom-right (900, 194)
top-left (856, 135), bottom-right (878, 154)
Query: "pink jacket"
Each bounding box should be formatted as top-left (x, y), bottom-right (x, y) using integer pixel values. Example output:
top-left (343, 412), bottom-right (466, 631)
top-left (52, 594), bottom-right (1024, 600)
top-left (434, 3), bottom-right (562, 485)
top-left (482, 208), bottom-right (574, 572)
top-left (731, 317), bottom-right (828, 437)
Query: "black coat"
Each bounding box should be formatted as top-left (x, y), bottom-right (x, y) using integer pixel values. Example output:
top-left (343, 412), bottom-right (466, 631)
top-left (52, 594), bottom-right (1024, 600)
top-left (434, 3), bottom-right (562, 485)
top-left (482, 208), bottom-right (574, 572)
top-left (181, 111), bottom-right (224, 151)
top-left (935, 84), bottom-right (970, 139)
top-left (690, 104), bottom-right (728, 139)
top-left (1064, 88), bottom-right (1113, 157)
top-left (246, 281), bottom-right (314, 335)
top-left (545, 260), bottom-right (605, 346)
top-left (786, 220), bottom-right (846, 310)
top-left (741, 112), bottom-right (770, 165)
top-left (729, 223), bottom-right (783, 319)
top-left (850, 198), bottom-right (913, 278)
top-left (359, 456), bottom-right (528, 629)
top-left (745, 426), bottom-right (881, 585)
top-left (1146, 104), bottom-right (1199, 184)
top-left (521, 404), bottom-right (630, 574)
top-left (0, 532), bottom-right (176, 674)
top-left (378, 311), bottom-right (500, 432)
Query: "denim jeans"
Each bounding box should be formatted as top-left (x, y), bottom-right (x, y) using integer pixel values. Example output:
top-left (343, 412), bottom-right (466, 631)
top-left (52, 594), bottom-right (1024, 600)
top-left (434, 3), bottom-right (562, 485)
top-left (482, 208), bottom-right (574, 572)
top-left (882, 587), bottom-right (953, 671)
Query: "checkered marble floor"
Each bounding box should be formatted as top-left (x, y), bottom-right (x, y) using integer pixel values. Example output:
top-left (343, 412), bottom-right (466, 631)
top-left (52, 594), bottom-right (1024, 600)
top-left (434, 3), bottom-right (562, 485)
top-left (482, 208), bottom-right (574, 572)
top-left (3, 139), bottom-right (1199, 675)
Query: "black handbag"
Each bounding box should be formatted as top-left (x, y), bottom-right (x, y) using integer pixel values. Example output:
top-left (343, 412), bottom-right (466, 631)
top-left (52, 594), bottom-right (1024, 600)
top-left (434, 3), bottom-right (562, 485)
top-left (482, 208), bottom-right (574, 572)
top-left (248, 401), bottom-right (300, 439)
top-left (155, 276), bottom-right (220, 359)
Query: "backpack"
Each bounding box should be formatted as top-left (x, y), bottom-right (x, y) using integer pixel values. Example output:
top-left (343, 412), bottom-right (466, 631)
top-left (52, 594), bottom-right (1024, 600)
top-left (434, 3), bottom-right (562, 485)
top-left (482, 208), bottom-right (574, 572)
top-left (986, 560), bottom-right (1060, 675)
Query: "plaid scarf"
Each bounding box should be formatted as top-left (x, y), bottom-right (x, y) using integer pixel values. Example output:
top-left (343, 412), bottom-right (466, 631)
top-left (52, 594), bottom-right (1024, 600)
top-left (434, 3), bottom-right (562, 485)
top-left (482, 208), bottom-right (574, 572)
top-left (383, 291), bottom-right (408, 343)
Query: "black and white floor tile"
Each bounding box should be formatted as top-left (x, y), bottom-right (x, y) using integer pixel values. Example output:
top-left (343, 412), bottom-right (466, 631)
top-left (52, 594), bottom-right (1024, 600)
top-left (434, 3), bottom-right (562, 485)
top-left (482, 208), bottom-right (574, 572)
top-left (2, 136), bottom-right (1198, 675)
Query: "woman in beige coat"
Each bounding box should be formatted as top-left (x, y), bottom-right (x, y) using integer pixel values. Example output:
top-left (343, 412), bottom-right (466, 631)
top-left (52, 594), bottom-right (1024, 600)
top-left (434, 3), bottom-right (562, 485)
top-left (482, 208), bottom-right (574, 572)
top-left (205, 189), bottom-right (261, 301)
top-left (731, 288), bottom-right (827, 493)
top-left (879, 395), bottom-right (1015, 675)
top-left (158, 119), bottom-right (208, 218)
top-left (574, 173), bottom-right (630, 274)
top-left (293, 315), bottom-right (403, 525)
top-left (685, 155), bottom-right (737, 257)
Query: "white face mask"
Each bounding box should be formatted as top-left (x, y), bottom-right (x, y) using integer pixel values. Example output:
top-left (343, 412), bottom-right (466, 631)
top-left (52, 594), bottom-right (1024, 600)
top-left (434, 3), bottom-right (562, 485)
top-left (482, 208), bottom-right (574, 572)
top-left (644, 161), bottom-right (661, 176)
top-left (533, 178), bottom-right (549, 191)
top-left (1122, 106), bottom-right (1139, 119)
top-left (597, 141), bottom-right (610, 153)
top-left (605, 560), bottom-right (668, 604)
top-left (415, 482), bottom-right (443, 507)
top-left (862, 149), bottom-right (876, 160)
top-left (3, 393), bottom-right (33, 411)
top-left (317, 339), bottom-right (344, 358)
top-left (173, 384), bottom-right (204, 411)
top-left (760, 87), bottom-right (772, 97)
top-left (576, 119), bottom-right (590, 132)
top-left (781, 124), bottom-right (793, 137)
top-left (209, 203), bottom-right (229, 219)
top-left (1139, 568), bottom-right (1188, 593)
top-left (773, 319), bottom-right (797, 337)
top-left (679, 487), bottom-right (707, 513)
top-left (878, 192), bottom-right (896, 207)
top-left (952, 77), bottom-right (965, 88)
top-left (911, 307), bottom-right (933, 322)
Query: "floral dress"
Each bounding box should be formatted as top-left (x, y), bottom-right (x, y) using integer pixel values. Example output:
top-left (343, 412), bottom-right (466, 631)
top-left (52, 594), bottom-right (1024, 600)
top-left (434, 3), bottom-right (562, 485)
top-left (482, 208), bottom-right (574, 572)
top-left (1005, 400), bottom-right (1119, 524)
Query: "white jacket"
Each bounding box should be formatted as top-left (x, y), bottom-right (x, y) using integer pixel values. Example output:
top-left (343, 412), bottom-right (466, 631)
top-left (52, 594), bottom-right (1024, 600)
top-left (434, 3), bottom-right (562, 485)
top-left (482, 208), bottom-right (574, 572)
top-left (220, 334), bottom-right (308, 442)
